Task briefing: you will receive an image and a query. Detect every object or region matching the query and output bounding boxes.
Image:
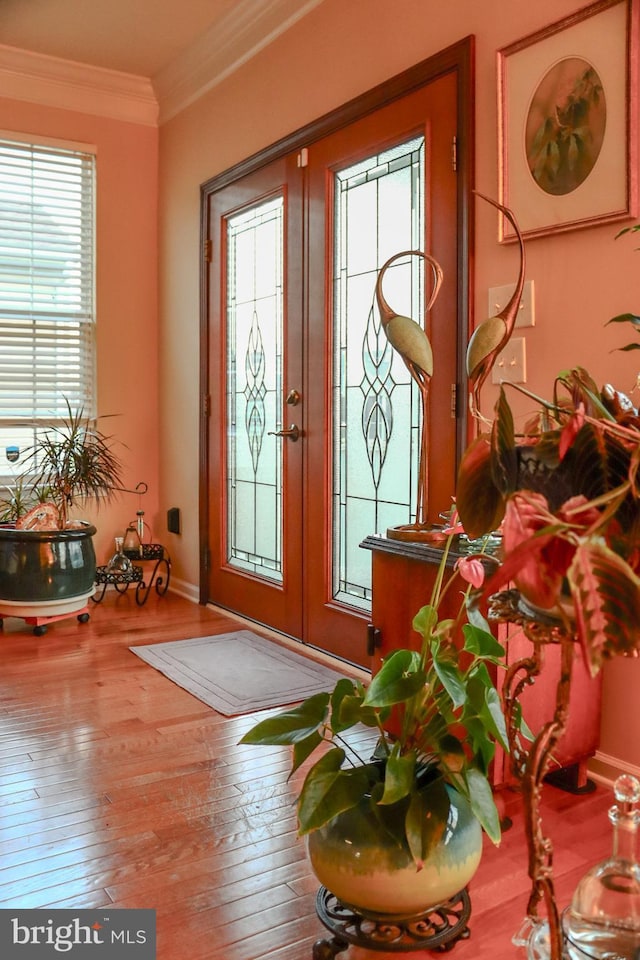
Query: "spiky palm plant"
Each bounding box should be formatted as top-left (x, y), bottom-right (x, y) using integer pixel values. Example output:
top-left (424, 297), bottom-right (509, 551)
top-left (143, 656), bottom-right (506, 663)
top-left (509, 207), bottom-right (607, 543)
top-left (22, 400), bottom-right (123, 529)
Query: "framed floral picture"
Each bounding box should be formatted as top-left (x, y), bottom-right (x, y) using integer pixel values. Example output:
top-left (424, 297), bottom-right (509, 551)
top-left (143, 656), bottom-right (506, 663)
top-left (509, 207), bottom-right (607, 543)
top-left (498, 0), bottom-right (638, 240)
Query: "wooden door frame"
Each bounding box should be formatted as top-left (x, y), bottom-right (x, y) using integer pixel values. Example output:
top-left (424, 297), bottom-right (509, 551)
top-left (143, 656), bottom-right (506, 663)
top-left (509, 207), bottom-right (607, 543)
top-left (199, 36), bottom-right (476, 604)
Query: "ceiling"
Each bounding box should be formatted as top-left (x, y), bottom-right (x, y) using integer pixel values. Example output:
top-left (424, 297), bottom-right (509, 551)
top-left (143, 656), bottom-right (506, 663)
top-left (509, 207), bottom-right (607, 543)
top-left (0, 0), bottom-right (236, 77)
top-left (0, 0), bottom-right (325, 122)
top-left (0, 0), bottom-right (323, 79)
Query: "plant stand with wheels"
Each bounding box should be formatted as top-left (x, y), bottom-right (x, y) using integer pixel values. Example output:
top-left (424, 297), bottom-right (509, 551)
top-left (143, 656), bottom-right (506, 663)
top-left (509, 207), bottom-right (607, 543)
top-left (312, 886), bottom-right (472, 958)
top-left (0, 593), bottom-right (93, 635)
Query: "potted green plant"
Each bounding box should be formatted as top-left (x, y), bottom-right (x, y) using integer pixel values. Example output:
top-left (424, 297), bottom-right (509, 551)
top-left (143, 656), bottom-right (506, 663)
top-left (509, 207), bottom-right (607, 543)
top-left (0, 400), bottom-right (123, 618)
top-left (241, 535), bottom-right (518, 917)
top-left (456, 332), bottom-right (640, 675)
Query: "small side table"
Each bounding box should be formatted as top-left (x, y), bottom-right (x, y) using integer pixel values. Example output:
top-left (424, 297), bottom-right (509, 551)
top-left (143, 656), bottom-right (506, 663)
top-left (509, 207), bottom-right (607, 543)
top-left (92, 544), bottom-right (171, 606)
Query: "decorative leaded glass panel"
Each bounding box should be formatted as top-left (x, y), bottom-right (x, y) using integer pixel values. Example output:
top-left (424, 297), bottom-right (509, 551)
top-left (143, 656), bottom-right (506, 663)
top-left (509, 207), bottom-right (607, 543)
top-left (332, 136), bottom-right (425, 609)
top-left (226, 197), bottom-right (283, 582)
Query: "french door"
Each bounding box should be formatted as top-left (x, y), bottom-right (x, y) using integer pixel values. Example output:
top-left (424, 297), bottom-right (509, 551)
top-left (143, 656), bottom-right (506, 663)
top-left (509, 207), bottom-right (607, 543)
top-left (205, 155), bottom-right (305, 644)
top-left (201, 45), bottom-right (472, 667)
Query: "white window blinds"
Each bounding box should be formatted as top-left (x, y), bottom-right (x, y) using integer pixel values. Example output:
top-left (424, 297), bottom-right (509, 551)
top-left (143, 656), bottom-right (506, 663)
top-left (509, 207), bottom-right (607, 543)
top-left (0, 136), bottom-right (96, 474)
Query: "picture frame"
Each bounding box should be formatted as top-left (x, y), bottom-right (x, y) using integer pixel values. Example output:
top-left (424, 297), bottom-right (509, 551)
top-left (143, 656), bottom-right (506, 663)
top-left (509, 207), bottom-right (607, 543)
top-left (497, 0), bottom-right (638, 240)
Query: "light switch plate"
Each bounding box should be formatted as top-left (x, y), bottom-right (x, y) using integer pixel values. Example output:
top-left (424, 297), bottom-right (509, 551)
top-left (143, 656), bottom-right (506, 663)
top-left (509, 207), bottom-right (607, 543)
top-left (488, 279), bottom-right (535, 327)
top-left (492, 336), bottom-right (527, 384)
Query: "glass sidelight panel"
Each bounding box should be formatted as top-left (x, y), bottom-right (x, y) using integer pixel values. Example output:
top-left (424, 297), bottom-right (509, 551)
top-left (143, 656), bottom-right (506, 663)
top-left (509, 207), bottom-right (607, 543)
top-left (332, 136), bottom-right (425, 609)
top-left (225, 196), bottom-right (284, 583)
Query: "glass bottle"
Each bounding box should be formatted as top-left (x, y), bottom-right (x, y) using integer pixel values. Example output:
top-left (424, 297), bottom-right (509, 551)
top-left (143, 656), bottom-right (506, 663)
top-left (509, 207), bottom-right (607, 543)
top-left (563, 773), bottom-right (640, 959)
top-left (123, 522), bottom-right (142, 558)
top-left (106, 536), bottom-right (132, 574)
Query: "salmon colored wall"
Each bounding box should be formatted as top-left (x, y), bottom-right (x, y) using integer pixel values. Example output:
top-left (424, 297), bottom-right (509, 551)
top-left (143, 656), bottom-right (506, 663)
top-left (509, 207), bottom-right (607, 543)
top-left (0, 97), bottom-right (159, 563)
top-left (158, 0), bottom-right (639, 769)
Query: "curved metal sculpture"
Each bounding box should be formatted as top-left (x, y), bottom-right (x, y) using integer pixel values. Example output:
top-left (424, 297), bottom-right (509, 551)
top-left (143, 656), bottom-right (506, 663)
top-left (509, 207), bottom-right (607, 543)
top-left (375, 249), bottom-right (443, 535)
top-left (466, 192), bottom-right (526, 426)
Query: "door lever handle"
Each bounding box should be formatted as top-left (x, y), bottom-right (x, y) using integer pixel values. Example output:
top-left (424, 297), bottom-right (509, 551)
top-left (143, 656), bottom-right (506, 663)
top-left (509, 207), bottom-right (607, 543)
top-left (268, 424), bottom-right (300, 442)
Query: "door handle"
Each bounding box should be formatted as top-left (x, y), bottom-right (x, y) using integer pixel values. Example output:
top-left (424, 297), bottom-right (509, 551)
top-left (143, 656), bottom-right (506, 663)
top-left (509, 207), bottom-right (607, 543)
top-left (268, 424), bottom-right (300, 441)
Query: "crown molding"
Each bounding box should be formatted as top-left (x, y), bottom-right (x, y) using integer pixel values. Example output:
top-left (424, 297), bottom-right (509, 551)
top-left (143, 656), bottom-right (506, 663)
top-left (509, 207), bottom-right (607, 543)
top-left (0, 44), bottom-right (158, 126)
top-left (0, 0), bottom-right (323, 127)
top-left (153, 0), bottom-right (325, 124)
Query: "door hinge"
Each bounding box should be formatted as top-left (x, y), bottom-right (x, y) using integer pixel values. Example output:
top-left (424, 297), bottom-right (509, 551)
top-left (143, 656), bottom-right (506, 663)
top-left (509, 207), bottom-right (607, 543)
top-left (203, 547), bottom-right (210, 572)
top-left (451, 135), bottom-right (458, 173)
top-left (203, 394), bottom-right (211, 416)
top-left (297, 147), bottom-right (309, 168)
top-left (204, 238), bottom-right (212, 262)
top-left (450, 382), bottom-right (458, 419)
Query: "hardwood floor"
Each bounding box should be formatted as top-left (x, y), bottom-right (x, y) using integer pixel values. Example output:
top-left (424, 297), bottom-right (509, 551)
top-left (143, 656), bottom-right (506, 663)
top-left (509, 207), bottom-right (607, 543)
top-left (0, 590), bottom-right (611, 959)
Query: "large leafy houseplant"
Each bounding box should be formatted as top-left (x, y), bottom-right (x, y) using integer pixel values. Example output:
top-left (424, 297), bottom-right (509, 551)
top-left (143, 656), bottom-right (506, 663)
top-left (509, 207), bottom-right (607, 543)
top-left (456, 347), bottom-right (640, 675)
top-left (0, 401), bottom-right (124, 613)
top-left (0, 400), bottom-right (123, 530)
top-left (242, 535), bottom-right (515, 870)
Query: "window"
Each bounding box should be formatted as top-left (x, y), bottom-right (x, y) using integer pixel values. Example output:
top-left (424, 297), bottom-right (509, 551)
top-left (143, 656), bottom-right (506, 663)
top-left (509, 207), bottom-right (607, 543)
top-left (331, 135), bottom-right (425, 610)
top-left (0, 135), bottom-right (96, 481)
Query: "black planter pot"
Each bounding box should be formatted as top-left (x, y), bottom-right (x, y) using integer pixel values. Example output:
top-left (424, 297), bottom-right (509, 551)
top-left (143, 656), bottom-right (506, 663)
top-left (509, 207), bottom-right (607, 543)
top-left (516, 447), bottom-right (574, 511)
top-left (0, 522), bottom-right (97, 603)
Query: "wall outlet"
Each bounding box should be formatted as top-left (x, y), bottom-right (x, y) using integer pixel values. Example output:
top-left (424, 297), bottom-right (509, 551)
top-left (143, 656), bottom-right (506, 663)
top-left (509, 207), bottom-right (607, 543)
top-left (492, 336), bottom-right (527, 384)
top-left (488, 279), bottom-right (535, 327)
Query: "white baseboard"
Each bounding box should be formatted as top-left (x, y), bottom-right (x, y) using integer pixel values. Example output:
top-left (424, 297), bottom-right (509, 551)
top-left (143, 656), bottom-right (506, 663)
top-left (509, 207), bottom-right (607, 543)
top-left (589, 750), bottom-right (640, 787)
top-left (95, 576), bottom-right (199, 603)
top-left (167, 577), bottom-right (199, 603)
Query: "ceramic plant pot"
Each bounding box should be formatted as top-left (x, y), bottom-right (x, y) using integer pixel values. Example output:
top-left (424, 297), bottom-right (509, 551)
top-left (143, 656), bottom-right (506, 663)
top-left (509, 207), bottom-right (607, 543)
top-left (306, 784), bottom-right (482, 916)
top-left (0, 522), bottom-right (97, 603)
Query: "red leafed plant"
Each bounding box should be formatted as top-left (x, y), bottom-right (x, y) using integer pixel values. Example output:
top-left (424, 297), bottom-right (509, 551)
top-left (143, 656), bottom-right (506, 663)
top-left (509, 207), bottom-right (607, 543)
top-left (456, 359), bottom-right (640, 675)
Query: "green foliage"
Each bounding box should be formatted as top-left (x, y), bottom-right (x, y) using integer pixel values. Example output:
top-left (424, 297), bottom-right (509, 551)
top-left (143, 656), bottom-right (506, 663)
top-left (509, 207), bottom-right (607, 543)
top-left (490, 387), bottom-right (518, 493)
top-left (0, 478), bottom-right (41, 522)
top-left (240, 535), bottom-right (515, 866)
top-left (608, 228), bottom-right (640, 349)
top-left (606, 312), bottom-right (640, 352)
top-left (2, 399), bottom-right (124, 529)
top-left (457, 363), bottom-right (640, 672)
top-left (569, 540), bottom-right (640, 673)
top-left (454, 434), bottom-right (506, 539)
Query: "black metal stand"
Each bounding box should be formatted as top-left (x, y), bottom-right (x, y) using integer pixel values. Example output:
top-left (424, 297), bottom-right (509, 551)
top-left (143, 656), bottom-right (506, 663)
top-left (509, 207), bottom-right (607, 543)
top-left (92, 544), bottom-right (171, 606)
top-left (544, 762), bottom-right (596, 796)
top-left (312, 886), bottom-right (471, 958)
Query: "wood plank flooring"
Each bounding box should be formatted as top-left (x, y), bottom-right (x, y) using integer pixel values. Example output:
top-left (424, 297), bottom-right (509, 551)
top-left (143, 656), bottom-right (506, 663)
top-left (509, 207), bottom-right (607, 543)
top-left (0, 590), bottom-right (611, 959)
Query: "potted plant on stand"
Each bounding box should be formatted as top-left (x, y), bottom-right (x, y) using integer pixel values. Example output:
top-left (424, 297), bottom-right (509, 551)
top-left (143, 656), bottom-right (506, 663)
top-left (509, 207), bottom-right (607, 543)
top-left (0, 400), bottom-right (123, 634)
top-left (454, 318), bottom-right (640, 959)
top-left (241, 534), bottom-right (523, 952)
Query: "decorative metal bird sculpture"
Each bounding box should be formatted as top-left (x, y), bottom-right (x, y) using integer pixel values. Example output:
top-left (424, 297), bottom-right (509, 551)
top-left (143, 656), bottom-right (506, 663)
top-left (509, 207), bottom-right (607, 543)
top-left (375, 249), bottom-right (443, 534)
top-left (466, 192), bottom-right (525, 427)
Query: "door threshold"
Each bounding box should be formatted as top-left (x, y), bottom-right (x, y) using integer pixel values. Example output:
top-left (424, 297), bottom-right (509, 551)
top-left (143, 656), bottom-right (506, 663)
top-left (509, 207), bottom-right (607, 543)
top-left (206, 602), bottom-right (370, 683)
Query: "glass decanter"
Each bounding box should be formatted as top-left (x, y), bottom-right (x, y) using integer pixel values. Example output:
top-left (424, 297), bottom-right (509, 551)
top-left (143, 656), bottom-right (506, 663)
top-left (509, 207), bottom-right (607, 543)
top-left (106, 536), bottom-right (132, 574)
top-left (563, 773), bottom-right (640, 959)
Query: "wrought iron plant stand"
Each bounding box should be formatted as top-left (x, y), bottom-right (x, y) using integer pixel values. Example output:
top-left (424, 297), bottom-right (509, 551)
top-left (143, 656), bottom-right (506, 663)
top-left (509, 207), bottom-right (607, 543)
top-left (92, 543), bottom-right (171, 606)
top-left (312, 886), bottom-right (471, 958)
top-left (488, 588), bottom-right (583, 960)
